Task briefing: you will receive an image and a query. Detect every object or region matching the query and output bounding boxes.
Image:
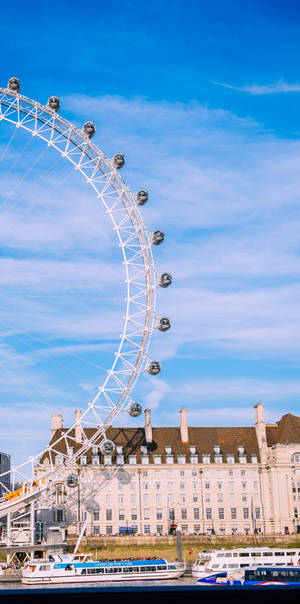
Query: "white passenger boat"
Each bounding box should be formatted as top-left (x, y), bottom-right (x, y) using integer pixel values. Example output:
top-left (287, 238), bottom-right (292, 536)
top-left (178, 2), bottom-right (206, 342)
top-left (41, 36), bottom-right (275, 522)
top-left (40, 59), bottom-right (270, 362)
top-left (192, 547), bottom-right (300, 578)
top-left (22, 553), bottom-right (186, 584)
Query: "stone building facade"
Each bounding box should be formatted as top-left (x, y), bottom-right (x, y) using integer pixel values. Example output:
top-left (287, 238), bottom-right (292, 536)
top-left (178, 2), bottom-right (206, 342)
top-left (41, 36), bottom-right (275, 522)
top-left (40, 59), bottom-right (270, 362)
top-left (39, 404), bottom-right (300, 536)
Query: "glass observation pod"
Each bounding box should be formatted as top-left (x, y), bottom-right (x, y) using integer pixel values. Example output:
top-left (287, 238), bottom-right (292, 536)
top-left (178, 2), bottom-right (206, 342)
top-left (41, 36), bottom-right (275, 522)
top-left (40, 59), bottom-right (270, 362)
top-left (159, 273), bottom-right (172, 288)
top-left (147, 360), bottom-right (161, 375)
top-left (112, 153), bottom-right (125, 169)
top-left (66, 474), bottom-right (78, 488)
top-left (8, 77), bottom-right (20, 92)
top-left (136, 189), bottom-right (148, 205)
top-left (157, 317), bottom-right (171, 332)
top-left (47, 96), bottom-right (60, 112)
top-left (83, 121), bottom-right (96, 138)
top-left (152, 230), bottom-right (164, 245)
top-left (100, 440), bottom-right (115, 455)
top-left (128, 402), bottom-right (142, 417)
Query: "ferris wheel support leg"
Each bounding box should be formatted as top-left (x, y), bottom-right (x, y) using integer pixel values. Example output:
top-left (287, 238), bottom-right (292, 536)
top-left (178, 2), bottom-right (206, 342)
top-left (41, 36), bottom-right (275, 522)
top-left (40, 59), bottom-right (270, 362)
top-left (6, 510), bottom-right (11, 564)
top-left (30, 502), bottom-right (35, 547)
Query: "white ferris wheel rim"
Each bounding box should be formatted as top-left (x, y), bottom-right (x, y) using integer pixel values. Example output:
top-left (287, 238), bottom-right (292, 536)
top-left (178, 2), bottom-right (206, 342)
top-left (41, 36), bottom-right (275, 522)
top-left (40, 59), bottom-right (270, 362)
top-left (0, 85), bottom-right (160, 509)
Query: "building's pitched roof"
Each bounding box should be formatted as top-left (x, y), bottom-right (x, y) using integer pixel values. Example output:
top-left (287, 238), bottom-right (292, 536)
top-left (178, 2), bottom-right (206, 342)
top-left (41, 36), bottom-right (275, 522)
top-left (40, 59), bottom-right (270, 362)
top-left (266, 413), bottom-right (300, 446)
top-left (41, 424), bottom-right (259, 464)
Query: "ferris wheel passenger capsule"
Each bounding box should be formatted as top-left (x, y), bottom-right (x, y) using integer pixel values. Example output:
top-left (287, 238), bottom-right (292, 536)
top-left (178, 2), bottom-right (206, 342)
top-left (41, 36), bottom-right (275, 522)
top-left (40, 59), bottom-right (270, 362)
top-left (159, 272), bottom-right (172, 288)
top-left (112, 153), bottom-right (125, 169)
top-left (136, 189), bottom-right (148, 205)
top-left (66, 474), bottom-right (78, 488)
top-left (157, 317), bottom-right (171, 332)
top-left (100, 440), bottom-right (115, 455)
top-left (7, 77), bottom-right (20, 93)
top-left (152, 230), bottom-right (164, 245)
top-left (128, 402), bottom-right (142, 417)
top-left (147, 360), bottom-right (161, 375)
top-left (83, 121), bottom-right (96, 138)
top-left (47, 96), bottom-right (60, 112)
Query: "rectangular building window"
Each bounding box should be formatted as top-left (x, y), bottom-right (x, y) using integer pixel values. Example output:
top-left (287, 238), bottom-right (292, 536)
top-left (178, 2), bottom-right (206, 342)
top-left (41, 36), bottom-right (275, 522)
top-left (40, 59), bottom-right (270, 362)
top-left (181, 508), bottom-right (187, 520)
top-left (141, 456), bottom-right (149, 464)
top-left (231, 507), bottom-right (237, 519)
top-left (206, 508), bottom-right (212, 520)
top-left (144, 525), bottom-right (151, 534)
top-left (194, 524), bottom-right (201, 534)
top-left (218, 508), bottom-right (224, 520)
top-left (180, 483), bottom-right (185, 490)
top-left (144, 508), bottom-right (150, 520)
top-left (106, 495), bottom-right (112, 505)
top-left (93, 526), bottom-right (100, 535)
top-left (255, 508), bottom-right (261, 519)
top-left (204, 482), bottom-right (210, 489)
top-left (182, 525), bottom-right (188, 534)
top-left (153, 455), bottom-right (162, 464)
top-left (194, 508), bottom-right (199, 520)
top-left (202, 455), bottom-right (210, 464)
top-left (119, 509), bottom-right (125, 521)
top-left (93, 509), bottom-right (99, 521)
top-left (193, 494), bottom-right (198, 502)
top-left (131, 509), bottom-right (137, 521)
top-left (156, 508), bottom-right (163, 520)
top-left (131, 494), bottom-right (136, 504)
top-left (217, 493), bottom-right (223, 502)
top-left (157, 525), bottom-right (163, 534)
top-left (106, 509), bottom-right (112, 521)
top-left (106, 525), bottom-right (112, 535)
top-left (156, 494), bottom-right (162, 504)
top-left (129, 455), bottom-right (137, 464)
top-left (155, 482), bottom-right (161, 490)
top-left (243, 508), bottom-right (249, 519)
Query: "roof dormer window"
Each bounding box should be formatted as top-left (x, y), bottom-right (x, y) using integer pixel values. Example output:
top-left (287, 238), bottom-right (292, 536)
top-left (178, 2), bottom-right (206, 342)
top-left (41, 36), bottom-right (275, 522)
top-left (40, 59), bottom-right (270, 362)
top-left (165, 446), bottom-right (172, 455)
top-left (116, 446), bottom-right (123, 455)
top-left (237, 445), bottom-right (245, 455)
top-left (214, 445), bottom-right (221, 455)
top-left (190, 446), bottom-right (196, 455)
top-left (141, 445), bottom-right (147, 455)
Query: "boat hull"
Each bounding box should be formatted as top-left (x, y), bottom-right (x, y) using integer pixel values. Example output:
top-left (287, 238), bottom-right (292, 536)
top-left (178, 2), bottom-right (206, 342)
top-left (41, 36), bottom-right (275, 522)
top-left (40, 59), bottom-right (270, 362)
top-left (22, 568), bottom-right (184, 585)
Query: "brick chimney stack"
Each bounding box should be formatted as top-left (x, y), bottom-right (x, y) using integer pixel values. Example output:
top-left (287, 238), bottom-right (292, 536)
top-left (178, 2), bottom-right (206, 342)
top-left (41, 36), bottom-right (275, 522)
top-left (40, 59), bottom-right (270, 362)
top-left (75, 408), bottom-right (82, 443)
top-left (180, 408), bottom-right (189, 443)
top-left (144, 408), bottom-right (152, 443)
top-left (51, 414), bottom-right (63, 440)
top-left (254, 402), bottom-right (267, 462)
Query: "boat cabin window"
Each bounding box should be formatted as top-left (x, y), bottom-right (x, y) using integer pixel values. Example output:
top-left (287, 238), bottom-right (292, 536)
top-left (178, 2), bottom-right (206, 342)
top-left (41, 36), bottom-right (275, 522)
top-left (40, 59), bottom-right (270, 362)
top-left (216, 553), bottom-right (224, 557)
top-left (264, 552), bottom-right (273, 556)
top-left (224, 553), bottom-right (232, 557)
top-left (239, 552), bottom-right (249, 557)
top-left (168, 565), bottom-right (176, 570)
top-left (251, 552), bottom-right (261, 557)
top-left (274, 552), bottom-right (284, 556)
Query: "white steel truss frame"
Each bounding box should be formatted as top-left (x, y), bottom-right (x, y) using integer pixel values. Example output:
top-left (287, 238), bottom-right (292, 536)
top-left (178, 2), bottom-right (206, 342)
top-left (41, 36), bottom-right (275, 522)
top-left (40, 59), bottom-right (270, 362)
top-left (0, 87), bottom-right (159, 513)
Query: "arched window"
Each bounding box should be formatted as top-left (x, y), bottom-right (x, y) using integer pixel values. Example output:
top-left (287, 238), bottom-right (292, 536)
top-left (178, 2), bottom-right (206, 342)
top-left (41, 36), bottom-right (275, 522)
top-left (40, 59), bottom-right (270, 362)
top-left (292, 453), bottom-right (300, 463)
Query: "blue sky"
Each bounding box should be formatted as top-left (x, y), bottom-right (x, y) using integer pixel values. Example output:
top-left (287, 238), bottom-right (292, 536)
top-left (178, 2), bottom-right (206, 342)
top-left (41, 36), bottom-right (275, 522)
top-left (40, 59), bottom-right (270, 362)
top-left (1, 0), bottom-right (300, 464)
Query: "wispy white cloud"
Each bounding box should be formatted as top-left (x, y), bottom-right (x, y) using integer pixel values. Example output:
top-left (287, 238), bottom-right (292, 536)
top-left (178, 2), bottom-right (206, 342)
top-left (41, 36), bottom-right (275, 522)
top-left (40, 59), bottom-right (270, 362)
top-left (215, 79), bottom-right (300, 95)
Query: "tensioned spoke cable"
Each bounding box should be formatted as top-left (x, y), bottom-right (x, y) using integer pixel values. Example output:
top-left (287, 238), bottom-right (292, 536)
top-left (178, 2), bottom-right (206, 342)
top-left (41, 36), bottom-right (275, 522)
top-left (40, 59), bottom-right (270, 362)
top-left (0, 136), bottom-right (32, 187)
top-left (0, 317), bottom-right (108, 373)
top-left (0, 350), bottom-right (49, 412)
top-left (0, 128), bottom-right (17, 164)
top-left (20, 163), bottom-right (73, 218)
top-left (0, 146), bottom-right (47, 211)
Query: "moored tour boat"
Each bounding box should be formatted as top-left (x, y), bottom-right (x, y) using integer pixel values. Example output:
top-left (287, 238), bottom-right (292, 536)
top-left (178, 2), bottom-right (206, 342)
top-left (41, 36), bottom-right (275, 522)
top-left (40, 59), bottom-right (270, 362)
top-left (192, 547), bottom-right (300, 578)
top-left (196, 565), bottom-right (300, 587)
top-left (22, 553), bottom-right (186, 584)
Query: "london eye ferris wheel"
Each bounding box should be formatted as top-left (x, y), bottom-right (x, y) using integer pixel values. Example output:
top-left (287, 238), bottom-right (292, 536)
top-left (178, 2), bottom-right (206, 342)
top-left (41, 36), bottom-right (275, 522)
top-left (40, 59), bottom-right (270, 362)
top-left (0, 77), bottom-right (172, 511)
